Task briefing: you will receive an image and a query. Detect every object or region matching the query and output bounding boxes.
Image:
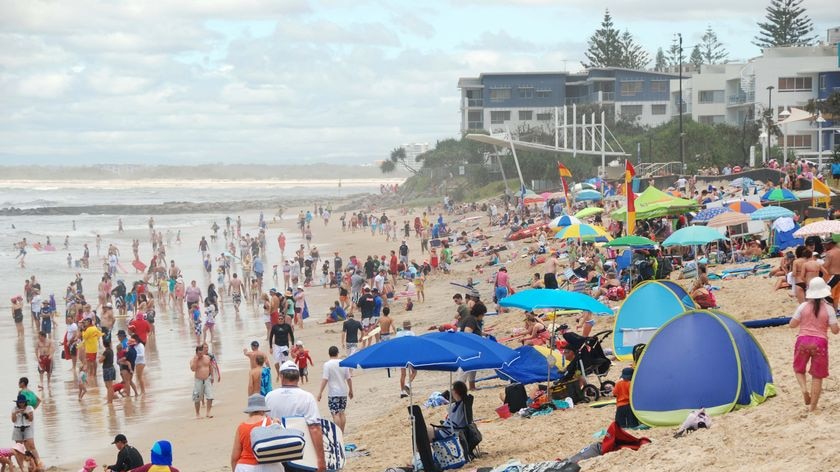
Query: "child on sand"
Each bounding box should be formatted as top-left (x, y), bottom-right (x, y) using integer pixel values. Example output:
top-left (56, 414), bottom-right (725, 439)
top-left (191, 303), bottom-right (202, 345)
top-left (292, 341), bottom-right (313, 384)
top-left (78, 365), bottom-right (88, 400)
top-left (78, 457), bottom-right (97, 472)
top-left (614, 367), bottom-right (639, 428)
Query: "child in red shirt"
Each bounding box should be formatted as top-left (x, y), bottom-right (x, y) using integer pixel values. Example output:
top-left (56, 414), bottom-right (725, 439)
top-left (292, 341), bottom-right (314, 383)
top-left (614, 367), bottom-right (639, 428)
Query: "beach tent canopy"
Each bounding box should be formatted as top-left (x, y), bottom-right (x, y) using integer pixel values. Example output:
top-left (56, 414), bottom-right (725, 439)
top-left (631, 310), bottom-right (775, 426)
top-left (610, 186), bottom-right (698, 222)
top-left (612, 281), bottom-right (695, 361)
top-left (496, 345), bottom-right (561, 384)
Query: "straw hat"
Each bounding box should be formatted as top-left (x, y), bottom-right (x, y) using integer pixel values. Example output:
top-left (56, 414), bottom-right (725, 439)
top-left (806, 278), bottom-right (831, 299)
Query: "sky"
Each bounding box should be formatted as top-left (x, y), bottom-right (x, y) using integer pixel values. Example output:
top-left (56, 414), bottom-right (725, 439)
top-left (1, 0), bottom-right (838, 165)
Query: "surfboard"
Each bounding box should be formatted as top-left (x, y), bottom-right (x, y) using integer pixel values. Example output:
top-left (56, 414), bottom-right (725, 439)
top-left (362, 326), bottom-right (381, 341)
top-left (32, 243), bottom-right (43, 251)
top-left (282, 416), bottom-right (345, 471)
top-left (44, 244), bottom-right (56, 252)
top-left (132, 260), bottom-right (147, 272)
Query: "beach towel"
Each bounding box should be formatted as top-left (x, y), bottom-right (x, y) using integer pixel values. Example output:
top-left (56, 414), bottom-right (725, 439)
top-left (600, 421), bottom-right (650, 453)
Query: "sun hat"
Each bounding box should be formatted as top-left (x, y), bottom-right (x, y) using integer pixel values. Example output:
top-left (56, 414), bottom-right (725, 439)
top-left (578, 257), bottom-right (587, 264)
top-left (150, 440), bottom-right (173, 465)
top-left (806, 278), bottom-right (831, 299)
top-left (280, 360), bottom-right (299, 373)
top-left (84, 458), bottom-right (98, 468)
top-left (243, 394), bottom-right (271, 413)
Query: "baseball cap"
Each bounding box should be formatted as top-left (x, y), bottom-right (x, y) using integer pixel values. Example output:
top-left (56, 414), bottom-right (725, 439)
top-left (112, 433), bottom-right (127, 444)
top-left (280, 360), bottom-right (299, 373)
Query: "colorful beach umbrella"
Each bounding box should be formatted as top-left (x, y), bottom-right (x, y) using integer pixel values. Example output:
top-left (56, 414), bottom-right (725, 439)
top-left (761, 188), bottom-right (797, 202)
top-left (574, 207), bottom-right (604, 219)
top-left (554, 223), bottom-right (611, 242)
top-left (575, 189), bottom-right (603, 202)
top-left (499, 288), bottom-right (612, 313)
top-left (708, 212), bottom-right (750, 228)
top-left (750, 206), bottom-right (794, 221)
top-left (662, 225), bottom-right (728, 247)
top-left (725, 201), bottom-right (763, 214)
top-left (793, 220), bottom-right (840, 238)
top-left (573, 183), bottom-right (596, 192)
top-left (550, 215), bottom-right (581, 228)
top-left (692, 207), bottom-right (732, 223)
top-left (604, 235), bottom-right (657, 248)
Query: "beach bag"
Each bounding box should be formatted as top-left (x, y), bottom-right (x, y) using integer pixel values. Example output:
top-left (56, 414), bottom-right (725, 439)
top-left (430, 435), bottom-right (466, 470)
top-left (251, 417), bottom-right (306, 463)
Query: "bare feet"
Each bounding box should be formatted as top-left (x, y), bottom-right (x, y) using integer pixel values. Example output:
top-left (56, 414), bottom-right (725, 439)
top-left (803, 391), bottom-right (811, 405)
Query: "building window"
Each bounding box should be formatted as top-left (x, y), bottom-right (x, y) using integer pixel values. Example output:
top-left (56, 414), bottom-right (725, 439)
top-left (651, 104), bottom-right (667, 115)
top-left (518, 87), bottom-right (534, 99)
top-left (465, 89), bottom-right (483, 107)
top-left (786, 135), bottom-right (812, 148)
top-left (819, 75), bottom-right (826, 91)
top-left (698, 115), bottom-right (725, 125)
top-left (536, 112), bottom-right (553, 121)
top-left (489, 88), bottom-right (512, 101)
top-left (650, 81), bottom-right (668, 93)
top-left (490, 111), bottom-right (511, 124)
top-left (620, 81), bottom-right (643, 96)
top-left (778, 77), bottom-right (812, 92)
top-left (620, 105), bottom-right (643, 120)
top-left (518, 110), bottom-right (533, 120)
top-left (698, 90), bottom-right (725, 104)
top-left (536, 89), bottom-right (552, 98)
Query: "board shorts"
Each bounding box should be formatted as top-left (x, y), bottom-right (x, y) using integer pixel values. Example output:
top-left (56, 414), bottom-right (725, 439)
top-left (794, 335), bottom-right (829, 378)
top-left (380, 333), bottom-right (392, 342)
top-left (86, 352), bottom-right (97, 362)
top-left (233, 293), bottom-right (242, 305)
top-left (38, 355), bottom-right (53, 374)
top-left (103, 366), bottom-right (117, 382)
top-left (168, 278), bottom-right (176, 292)
top-left (12, 424), bottom-right (34, 442)
top-left (273, 345), bottom-right (289, 364)
top-left (300, 367), bottom-right (308, 377)
top-left (346, 343), bottom-right (358, 355)
top-left (361, 317), bottom-right (373, 329)
top-left (495, 286), bottom-right (508, 302)
top-left (328, 396), bottom-right (348, 414)
top-left (192, 378), bottom-right (214, 402)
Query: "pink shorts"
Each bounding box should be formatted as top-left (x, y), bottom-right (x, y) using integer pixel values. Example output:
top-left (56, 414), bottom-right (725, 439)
top-left (793, 335), bottom-right (829, 379)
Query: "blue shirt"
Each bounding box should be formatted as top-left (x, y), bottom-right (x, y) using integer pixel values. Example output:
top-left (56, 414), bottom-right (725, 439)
top-left (330, 306), bottom-right (347, 321)
top-left (373, 296), bottom-right (382, 317)
top-left (253, 258), bottom-right (264, 275)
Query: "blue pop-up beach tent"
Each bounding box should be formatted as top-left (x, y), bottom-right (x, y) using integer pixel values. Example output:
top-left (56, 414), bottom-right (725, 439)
top-left (631, 310), bottom-right (775, 426)
top-left (612, 280), bottom-right (695, 361)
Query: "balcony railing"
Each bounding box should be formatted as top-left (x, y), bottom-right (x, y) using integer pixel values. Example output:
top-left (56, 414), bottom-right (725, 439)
top-left (467, 121), bottom-right (484, 130)
top-left (466, 98), bottom-right (483, 107)
top-left (727, 92), bottom-right (755, 105)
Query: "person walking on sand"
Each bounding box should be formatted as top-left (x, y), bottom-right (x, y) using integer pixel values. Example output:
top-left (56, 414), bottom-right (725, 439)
top-left (270, 314), bottom-right (295, 381)
top-left (229, 273), bottom-right (244, 315)
top-left (790, 278), bottom-right (840, 411)
top-left (317, 346), bottom-right (353, 432)
top-left (190, 345), bottom-right (214, 419)
top-left (35, 331), bottom-right (54, 389)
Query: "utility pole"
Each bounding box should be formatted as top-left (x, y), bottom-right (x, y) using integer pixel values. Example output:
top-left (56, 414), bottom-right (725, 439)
top-left (677, 33), bottom-right (684, 174)
top-left (766, 85), bottom-right (774, 160)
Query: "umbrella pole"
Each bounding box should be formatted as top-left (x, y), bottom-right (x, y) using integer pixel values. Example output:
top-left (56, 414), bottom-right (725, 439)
top-left (409, 365), bottom-right (417, 465)
top-left (548, 309), bottom-right (557, 386)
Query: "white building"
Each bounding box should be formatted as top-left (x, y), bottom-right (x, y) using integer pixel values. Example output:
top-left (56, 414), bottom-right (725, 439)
top-left (400, 143), bottom-right (430, 161)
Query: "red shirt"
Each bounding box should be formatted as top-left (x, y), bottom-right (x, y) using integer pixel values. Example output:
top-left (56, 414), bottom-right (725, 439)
top-left (389, 256), bottom-right (398, 273)
top-left (129, 317), bottom-right (151, 344)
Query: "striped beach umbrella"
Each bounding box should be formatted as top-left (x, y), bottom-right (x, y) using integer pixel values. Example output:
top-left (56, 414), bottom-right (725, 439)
top-left (550, 215), bottom-right (581, 228)
top-left (692, 207), bottom-right (732, 223)
top-left (725, 201), bottom-right (763, 214)
top-left (554, 223), bottom-right (611, 242)
top-left (761, 188), bottom-right (797, 202)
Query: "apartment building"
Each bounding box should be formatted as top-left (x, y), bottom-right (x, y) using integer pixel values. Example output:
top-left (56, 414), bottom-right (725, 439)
top-left (458, 68), bottom-right (677, 134)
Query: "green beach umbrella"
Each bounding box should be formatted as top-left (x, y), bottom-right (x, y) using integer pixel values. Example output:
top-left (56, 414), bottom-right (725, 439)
top-left (604, 235), bottom-right (657, 248)
top-left (574, 207), bottom-right (604, 219)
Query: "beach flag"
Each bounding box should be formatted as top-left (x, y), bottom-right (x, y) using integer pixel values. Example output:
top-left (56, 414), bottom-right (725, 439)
top-left (557, 162), bottom-right (572, 210)
top-left (625, 160), bottom-right (636, 235)
top-left (812, 178), bottom-right (831, 206)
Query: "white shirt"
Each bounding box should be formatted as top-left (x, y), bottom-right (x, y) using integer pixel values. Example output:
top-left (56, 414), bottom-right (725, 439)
top-left (373, 274), bottom-right (385, 293)
top-left (109, 254), bottom-right (117, 266)
top-left (322, 359), bottom-right (351, 397)
top-left (265, 386), bottom-right (321, 425)
top-left (12, 405), bottom-right (33, 427)
top-left (31, 295), bottom-right (41, 313)
top-left (134, 342), bottom-right (146, 365)
top-left (66, 322), bottom-right (79, 343)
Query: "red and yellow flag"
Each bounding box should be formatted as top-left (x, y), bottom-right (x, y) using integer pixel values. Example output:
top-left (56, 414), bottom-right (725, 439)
top-left (625, 160), bottom-right (636, 235)
top-left (557, 162), bottom-right (572, 210)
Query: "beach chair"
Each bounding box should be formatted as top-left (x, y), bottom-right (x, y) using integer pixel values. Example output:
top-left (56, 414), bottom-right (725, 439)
top-left (409, 405), bottom-right (441, 472)
top-left (429, 394), bottom-right (481, 461)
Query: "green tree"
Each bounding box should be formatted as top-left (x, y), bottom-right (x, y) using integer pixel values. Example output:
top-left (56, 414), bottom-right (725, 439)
top-left (689, 45), bottom-right (704, 69)
top-left (654, 48), bottom-right (667, 72)
top-left (620, 30), bottom-right (650, 69)
top-left (754, 0), bottom-right (817, 48)
top-left (582, 9), bottom-right (623, 68)
top-left (379, 147), bottom-right (419, 174)
top-left (805, 91), bottom-right (840, 119)
top-left (700, 26), bottom-right (728, 64)
top-left (665, 36), bottom-right (681, 67)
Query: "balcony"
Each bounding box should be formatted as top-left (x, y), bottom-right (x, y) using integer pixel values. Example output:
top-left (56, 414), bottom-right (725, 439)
top-left (466, 98), bottom-right (483, 107)
top-left (467, 121), bottom-right (484, 130)
top-left (727, 92), bottom-right (755, 106)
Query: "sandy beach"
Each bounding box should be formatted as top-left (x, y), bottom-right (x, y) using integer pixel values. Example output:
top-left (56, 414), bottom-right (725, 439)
top-left (3, 198), bottom-right (839, 472)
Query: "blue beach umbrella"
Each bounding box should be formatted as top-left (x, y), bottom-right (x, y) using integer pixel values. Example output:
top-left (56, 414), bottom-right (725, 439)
top-left (692, 207), bottom-right (731, 223)
top-left (423, 331), bottom-right (520, 371)
top-left (662, 225), bottom-right (728, 247)
top-left (575, 189), bottom-right (603, 202)
top-left (339, 335), bottom-right (480, 370)
top-left (761, 188), bottom-right (797, 202)
top-left (750, 206), bottom-right (794, 221)
top-left (499, 288), bottom-right (612, 314)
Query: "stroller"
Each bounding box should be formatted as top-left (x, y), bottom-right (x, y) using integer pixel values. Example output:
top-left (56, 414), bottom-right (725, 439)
top-left (558, 330), bottom-right (614, 402)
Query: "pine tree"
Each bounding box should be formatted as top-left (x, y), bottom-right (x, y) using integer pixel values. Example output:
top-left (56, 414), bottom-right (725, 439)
top-left (690, 45), bottom-right (704, 69)
top-left (753, 0), bottom-right (817, 48)
top-left (665, 37), bottom-right (682, 67)
top-left (582, 9), bottom-right (623, 68)
top-left (700, 26), bottom-right (728, 64)
top-left (619, 30), bottom-right (650, 69)
top-left (654, 48), bottom-right (667, 72)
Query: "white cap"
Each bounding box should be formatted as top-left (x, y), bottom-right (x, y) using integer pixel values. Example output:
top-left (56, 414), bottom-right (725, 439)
top-left (280, 360), bottom-right (299, 373)
top-left (295, 340), bottom-right (303, 346)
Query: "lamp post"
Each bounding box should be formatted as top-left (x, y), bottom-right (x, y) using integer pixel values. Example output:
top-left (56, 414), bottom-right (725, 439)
top-left (779, 107), bottom-right (791, 166)
top-left (766, 85), bottom-right (774, 160)
top-left (677, 33), bottom-right (684, 173)
top-left (817, 111), bottom-right (826, 172)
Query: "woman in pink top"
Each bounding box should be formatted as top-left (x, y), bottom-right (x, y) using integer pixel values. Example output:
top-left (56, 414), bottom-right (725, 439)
top-left (789, 277), bottom-right (839, 411)
top-left (494, 267), bottom-right (513, 313)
